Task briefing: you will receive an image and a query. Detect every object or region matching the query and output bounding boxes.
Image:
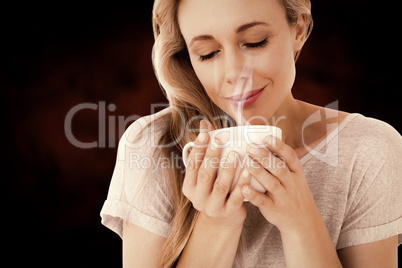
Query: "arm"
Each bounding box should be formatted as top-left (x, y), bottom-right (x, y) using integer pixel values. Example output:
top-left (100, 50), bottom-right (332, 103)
top-left (242, 135), bottom-right (342, 267)
top-left (177, 120), bottom-right (248, 267)
top-left (122, 220), bottom-right (166, 268)
top-left (279, 211), bottom-right (342, 267)
top-left (177, 213), bottom-right (243, 267)
top-left (337, 236), bottom-right (398, 268)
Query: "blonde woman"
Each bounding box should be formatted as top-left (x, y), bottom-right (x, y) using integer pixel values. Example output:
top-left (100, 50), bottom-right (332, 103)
top-left (100, 0), bottom-right (402, 267)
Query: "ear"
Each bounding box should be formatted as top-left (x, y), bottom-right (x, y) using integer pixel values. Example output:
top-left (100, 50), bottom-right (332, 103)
top-left (293, 15), bottom-right (308, 52)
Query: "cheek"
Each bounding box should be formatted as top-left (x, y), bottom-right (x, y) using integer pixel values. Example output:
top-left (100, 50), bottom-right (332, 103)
top-left (257, 44), bottom-right (296, 91)
top-left (191, 62), bottom-right (221, 100)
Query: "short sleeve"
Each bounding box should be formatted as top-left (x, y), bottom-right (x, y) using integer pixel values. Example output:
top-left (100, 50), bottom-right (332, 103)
top-left (337, 121), bottom-right (402, 249)
top-left (100, 113), bottom-right (174, 238)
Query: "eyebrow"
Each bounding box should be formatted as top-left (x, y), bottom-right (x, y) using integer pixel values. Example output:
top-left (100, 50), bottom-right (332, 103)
top-left (189, 35), bottom-right (214, 47)
top-left (235, 21), bottom-right (269, 34)
top-left (189, 21), bottom-right (269, 47)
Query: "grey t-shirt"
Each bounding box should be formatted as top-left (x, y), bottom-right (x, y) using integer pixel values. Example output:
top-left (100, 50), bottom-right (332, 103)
top-left (100, 107), bottom-right (402, 267)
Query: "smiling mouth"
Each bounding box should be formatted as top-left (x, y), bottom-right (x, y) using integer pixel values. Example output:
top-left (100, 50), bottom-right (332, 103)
top-left (227, 88), bottom-right (265, 101)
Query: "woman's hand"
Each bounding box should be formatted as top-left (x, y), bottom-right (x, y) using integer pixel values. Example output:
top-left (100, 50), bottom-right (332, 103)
top-left (178, 120), bottom-right (250, 267)
top-left (182, 120), bottom-right (248, 231)
top-left (241, 135), bottom-right (322, 234)
top-left (242, 135), bottom-right (343, 267)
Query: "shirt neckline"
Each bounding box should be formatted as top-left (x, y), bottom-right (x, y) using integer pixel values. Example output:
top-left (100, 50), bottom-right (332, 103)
top-left (299, 113), bottom-right (361, 166)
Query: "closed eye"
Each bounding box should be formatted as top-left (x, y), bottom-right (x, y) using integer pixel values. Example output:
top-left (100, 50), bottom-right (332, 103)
top-left (199, 50), bottom-right (220, 62)
top-left (197, 38), bottom-right (268, 62)
top-left (244, 38), bottom-right (268, 49)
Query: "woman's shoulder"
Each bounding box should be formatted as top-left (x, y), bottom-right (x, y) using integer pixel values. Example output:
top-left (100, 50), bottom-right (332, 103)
top-left (101, 106), bottom-right (174, 238)
top-left (117, 107), bottom-right (172, 159)
top-left (337, 113), bottom-right (402, 173)
top-left (334, 113), bottom-right (402, 249)
top-left (341, 113), bottom-right (401, 152)
top-left (122, 107), bottom-right (171, 144)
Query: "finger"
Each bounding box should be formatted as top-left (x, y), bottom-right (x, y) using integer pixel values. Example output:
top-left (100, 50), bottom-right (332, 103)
top-left (247, 143), bottom-right (289, 182)
top-left (190, 119), bottom-right (212, 164)
top-left (245, 154), bottom-right (284, 196)
top-left (187, 132), bottom-right (210, 170)
top-left (236, 167), bottom-right (252, 188)
top-left (200, 119), bottom-right (215, 132)
top-left (242, 184), bottom-right (274, 209)
top-left (227, 184), bottom-right (247, 212)
top-left (264, 135), bottom-right (302, 172)
top-left (195, 137), bottom-right (223, 199)
top-left (232, 168), bottom-right (252, 202)
top-left (210, 151), bottom-right (239, 206)
top-left (183, 131), bottom-right (210, 193)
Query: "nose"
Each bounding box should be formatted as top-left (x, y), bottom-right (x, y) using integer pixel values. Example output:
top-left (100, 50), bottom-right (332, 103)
top-left (223, 49), bottom-right (251, 85)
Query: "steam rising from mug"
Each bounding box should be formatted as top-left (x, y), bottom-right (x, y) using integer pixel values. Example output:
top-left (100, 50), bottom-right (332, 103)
top-left (214, 56), bottom-right (253, 126)
top-left (233, 62), bottom-right (253, 126)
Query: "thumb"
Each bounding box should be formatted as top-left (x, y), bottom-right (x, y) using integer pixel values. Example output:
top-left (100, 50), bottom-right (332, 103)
top-left (200, 119), bottom-right (215, 132)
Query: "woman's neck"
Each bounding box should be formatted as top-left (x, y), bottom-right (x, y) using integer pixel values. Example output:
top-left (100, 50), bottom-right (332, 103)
top-left (268, 94), bottom-right (341, 159)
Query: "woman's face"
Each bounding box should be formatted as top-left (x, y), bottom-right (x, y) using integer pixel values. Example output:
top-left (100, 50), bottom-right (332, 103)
top-left (178, 0), bottom-right (306, 123)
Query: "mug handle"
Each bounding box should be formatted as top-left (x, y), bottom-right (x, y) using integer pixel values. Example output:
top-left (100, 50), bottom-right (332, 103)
top-left (182, 142), bottom-right (195, 167)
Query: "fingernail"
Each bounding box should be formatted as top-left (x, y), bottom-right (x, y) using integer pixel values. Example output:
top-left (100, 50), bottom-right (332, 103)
top-left (247, 144), bottom-right (259, 155)
top-left (200, 119), bottom-right (207, 130)
top-left (242, 186), bottom-right (251, 195)
top-left (242, 169), bottom-right (249, 178)
top-left (265, 135), bottom-right (276, 147)
top-left (211, 138), bottom-right (222, 151)
top-left (197, 132), bottom-right (207, 143)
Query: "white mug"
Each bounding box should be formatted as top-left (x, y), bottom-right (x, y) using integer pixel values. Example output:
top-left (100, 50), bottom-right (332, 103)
top-left (182, 125), bottom-right (282, 195)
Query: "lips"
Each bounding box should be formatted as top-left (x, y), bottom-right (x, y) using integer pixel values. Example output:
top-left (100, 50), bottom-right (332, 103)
top-left (227, 87), bottom-right (265, 108)
top-left (227, 88), bottom-right (264, 101)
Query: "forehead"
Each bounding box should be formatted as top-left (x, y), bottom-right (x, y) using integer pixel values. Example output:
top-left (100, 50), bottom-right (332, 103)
top-left (178, 0), bottom-right (286, 38)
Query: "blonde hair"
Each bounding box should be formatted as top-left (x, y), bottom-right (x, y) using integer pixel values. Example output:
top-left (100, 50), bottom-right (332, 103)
top-left (149, 0), bottom-right (313, 267)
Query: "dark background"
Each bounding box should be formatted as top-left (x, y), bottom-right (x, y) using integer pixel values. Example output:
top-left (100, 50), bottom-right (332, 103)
top-left (3, 1), bottom-right (401, 267)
